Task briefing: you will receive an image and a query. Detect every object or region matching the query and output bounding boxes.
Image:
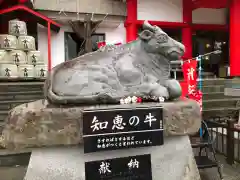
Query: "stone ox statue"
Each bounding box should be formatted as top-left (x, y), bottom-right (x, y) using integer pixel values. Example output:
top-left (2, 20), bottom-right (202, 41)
top-left (45, 21), bottom-right (185, 105)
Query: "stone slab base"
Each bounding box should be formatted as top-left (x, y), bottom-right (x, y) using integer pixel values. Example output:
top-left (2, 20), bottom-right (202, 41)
top-left (24, 136), bottom-right (200, 180)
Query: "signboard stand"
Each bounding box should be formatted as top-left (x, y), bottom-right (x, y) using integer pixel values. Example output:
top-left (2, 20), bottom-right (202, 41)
top-left (82, 106), bottom-right (164, 179)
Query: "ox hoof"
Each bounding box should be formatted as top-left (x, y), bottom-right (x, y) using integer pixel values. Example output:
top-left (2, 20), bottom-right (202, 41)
top-left (165, 79), bottom-right (182, 99)
top-left (151, 86), bottom-right (169, 99)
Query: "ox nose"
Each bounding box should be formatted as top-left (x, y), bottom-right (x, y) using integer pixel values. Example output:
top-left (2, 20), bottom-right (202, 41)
top-left (168, 49), bottom-right (182, 60)
top-left (175, 41), bottom-right (185, 55)
top-left (166, 38), bottom-right (185, 60)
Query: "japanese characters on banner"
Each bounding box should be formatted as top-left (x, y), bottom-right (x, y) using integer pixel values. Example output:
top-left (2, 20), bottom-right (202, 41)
top-left (182, 59), bottom-right (198, 95)
top-left (182, 59), bottom-right (202, 111)
top-left (82, 107), bottom-right (164, 153)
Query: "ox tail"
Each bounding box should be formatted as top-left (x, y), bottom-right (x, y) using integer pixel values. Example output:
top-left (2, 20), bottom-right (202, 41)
top-left (45, 66), bottom-right (119, 105)
top-left (47, 88), bottom-right (120, 105)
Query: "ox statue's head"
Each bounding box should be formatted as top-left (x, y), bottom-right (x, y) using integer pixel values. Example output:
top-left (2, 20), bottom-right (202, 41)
top-left (139, 21), bottom-right (185, 60)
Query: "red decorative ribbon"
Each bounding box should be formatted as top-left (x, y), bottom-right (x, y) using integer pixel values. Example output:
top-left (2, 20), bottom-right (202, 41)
top-left (97, 42), bottom-right (122, 48)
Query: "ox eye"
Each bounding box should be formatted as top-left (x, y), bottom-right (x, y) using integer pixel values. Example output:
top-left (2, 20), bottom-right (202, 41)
top-left (157, 34), bottom-right (168, 43)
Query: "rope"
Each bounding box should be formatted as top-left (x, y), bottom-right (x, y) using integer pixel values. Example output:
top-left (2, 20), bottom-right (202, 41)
top-left (170, 50), bottom-right (222, 65)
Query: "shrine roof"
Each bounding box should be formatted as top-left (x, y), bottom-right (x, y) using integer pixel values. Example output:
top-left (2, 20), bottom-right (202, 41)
top-left (0, 5), bottom-right (61, 32)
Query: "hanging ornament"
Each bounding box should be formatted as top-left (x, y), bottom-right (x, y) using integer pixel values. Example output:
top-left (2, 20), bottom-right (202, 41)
top-left (151, 96), bottom-right (158, 102)
top-left (137, 97), bottom-right (142, 103)
top-left (131, 96), bottom-right (138, 103)
top-left (119, 95), bottom-right (166, 104)
top-left (120, 98), bottom-right (125, 104)
top-left (159, 97), bottom-right (165, 102)
top-left (124, 96), bottom-right (132, 104)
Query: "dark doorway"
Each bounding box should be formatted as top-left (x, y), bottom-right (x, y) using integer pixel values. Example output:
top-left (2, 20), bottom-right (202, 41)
top-left (192, 30), bottom-right (229, 77)
top-left (64, 32), bottom-right (105, 61)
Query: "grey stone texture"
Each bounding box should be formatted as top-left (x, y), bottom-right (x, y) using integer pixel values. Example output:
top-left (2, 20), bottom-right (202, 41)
top-left (45, 21), bottom-right (185, 105)
top-left (24, 136), bottom-right (201, 180)
top-left (0, 99), bottom-right (201, 150)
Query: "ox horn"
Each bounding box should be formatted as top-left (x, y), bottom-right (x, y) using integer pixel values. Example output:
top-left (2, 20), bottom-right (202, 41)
top-left (142, 21), bottom-right (155, 32)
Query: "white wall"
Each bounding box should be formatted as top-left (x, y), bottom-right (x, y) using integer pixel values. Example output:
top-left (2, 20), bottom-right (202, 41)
top-left (37, 24), bottom-right (65, 68)
top-left (37, 23), bottom-right (126, 68)
top-left (137, 0), bottom-right (183, 22)
top-left (192, 8), bottom-right (226, 24)
top-left (137, 0), bottom-right (226, 25)
top-left (96, 23), bottom-right (126, 44)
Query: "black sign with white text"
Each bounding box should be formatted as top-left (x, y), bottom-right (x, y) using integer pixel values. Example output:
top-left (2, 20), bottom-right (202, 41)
top-left (85, 154), bottom-right (152, 180)
top-left (82, 107), bottom-right (164, 153)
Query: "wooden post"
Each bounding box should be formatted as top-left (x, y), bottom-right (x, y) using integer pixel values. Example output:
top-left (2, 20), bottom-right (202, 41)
top-left (226, 120), bottom-right (235, 165)
top-left (84, 14), bottom-right (92, 53)
top-left (47, 22), bottom-right (52, 71)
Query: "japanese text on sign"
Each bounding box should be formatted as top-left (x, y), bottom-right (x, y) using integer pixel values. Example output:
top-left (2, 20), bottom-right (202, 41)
top-left (98, 158), bottom-right (139, 175)
top-left (82, 107), bottom-right (164, 153)
top-left (85, 154), bottom-right (152, 180)
top-left (90, 112), bottom-right (158, 133)
top-left (96, 136), bottom-right (152, 150)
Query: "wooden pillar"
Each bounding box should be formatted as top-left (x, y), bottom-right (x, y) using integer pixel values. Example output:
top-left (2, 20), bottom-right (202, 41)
top-left (182, 0), bottom-right (193, 59)
top-left (126, 0), bottom-right (137, 42)
top-left (84, 14), bottom-right (92, 53)
top-left (229, 0), bottom-right (240, 76)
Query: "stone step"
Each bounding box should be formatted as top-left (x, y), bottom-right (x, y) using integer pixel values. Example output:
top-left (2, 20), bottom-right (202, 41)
top-left (202, 107), bottom-right (239, 119)
top-left (0, 86), bottom-right (43, 93)
top-left (202, 85), bottom-right (225, 93)
top-left (201, 72), bottom-right (215, 79)
top-left (0, 90), bottom-right (43, 96)
top-left (0, 81), bottom-right (44, 86)
top-left (0, 93), bottom-right (43, 101)
top-left (0, 82), bottom-right (44, 93)
top-left (203, 98), bottom-right (240, 109)
top-left (201, 78), bottom-right (240, 86)
top-left (203, 98), bottom-right (240, 110)
top-left (0, 86), bottom-right (43, 94)
top-left (0, 96), bottom-right (39, 111)
top-left (0, 111), bottom-right (10, 122)
top-left (0, 104), bottom-right (11, 111)
top-left (0, 100), bottom-right (36, 122)
top-left (0, 100), bottom-right (36, 106)
top-left (202, 92), bottom-right (238, 100)
top-left (0, 121), bottom-right (5, 133)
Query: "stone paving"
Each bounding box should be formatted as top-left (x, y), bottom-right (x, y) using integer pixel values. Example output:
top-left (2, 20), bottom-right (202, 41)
top-left (200, 155), bottom-right (240, 180)
top-left (0, 166), bottom-right (27, 180)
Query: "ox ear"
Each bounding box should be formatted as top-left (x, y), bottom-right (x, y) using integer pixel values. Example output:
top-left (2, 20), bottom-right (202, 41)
top-left (139, 30), bottom-right (153, 41)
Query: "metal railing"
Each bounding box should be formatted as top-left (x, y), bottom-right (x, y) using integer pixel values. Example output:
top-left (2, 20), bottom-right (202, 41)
top-left (206, 118), bottom-right (240, 164)
top-left (170, 61), bottom-right (183, 80)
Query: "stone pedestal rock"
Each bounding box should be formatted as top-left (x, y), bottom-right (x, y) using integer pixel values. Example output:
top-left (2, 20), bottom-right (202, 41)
top-left (0, 99), bottom-right (201, 150)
